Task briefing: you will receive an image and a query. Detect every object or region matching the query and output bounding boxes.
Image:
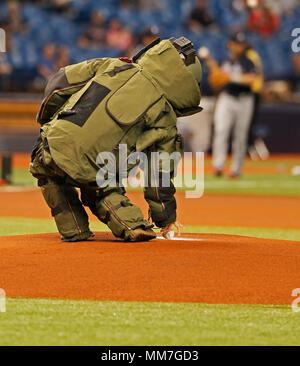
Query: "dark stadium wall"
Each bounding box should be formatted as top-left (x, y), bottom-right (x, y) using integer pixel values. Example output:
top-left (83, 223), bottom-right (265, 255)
top-left (255, 103), bottom-right (300, 153)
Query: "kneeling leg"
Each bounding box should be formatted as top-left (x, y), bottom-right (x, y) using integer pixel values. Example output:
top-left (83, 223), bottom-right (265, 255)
top-left (82, 187), bottom-right (155, 242)
top-left (40, 179), bottom-right (94, 242)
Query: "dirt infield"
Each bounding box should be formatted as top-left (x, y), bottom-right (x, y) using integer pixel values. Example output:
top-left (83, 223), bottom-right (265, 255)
top-left (1, 189), bottom-right (300, 229)
top-left (1, 160), bottom-right (300, 305)
top-left (0, 232), bottom-right (299, 304)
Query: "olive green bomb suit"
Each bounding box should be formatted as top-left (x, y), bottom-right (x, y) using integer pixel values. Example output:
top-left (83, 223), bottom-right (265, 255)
top-left (30, 38), bottom-right (202, 242)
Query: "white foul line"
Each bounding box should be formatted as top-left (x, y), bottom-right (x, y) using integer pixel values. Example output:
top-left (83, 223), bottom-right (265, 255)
top-left (156, 236), bottom-right (203, 242)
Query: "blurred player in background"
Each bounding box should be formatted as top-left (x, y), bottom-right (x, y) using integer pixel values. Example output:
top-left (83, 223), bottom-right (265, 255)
top-left (245, 42), bottom-right (268, 160)
top-left (202, 33), bottom-right (262, 177)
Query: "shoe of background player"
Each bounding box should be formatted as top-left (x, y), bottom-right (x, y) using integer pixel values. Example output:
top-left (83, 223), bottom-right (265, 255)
top-left (126, 227), bottom-right (157, 242)
top-left (248, 145), bottom-right (259, 160)
top-left (214, 169), bottom-right (223, 177)
top-left (248, 138), bottom-right (269, 161)
top-left (228, 172), bottom-right (241, 179)
top-left (254, 138), bottom-right (270, 160)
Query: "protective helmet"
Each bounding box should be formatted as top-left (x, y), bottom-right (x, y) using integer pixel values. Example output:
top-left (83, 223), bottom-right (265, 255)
top-left (170, 36), bottom-right (202, 84)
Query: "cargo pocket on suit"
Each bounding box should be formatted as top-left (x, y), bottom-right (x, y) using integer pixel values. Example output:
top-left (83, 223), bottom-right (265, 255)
top-left (105, 71), bottom-right (162, 126)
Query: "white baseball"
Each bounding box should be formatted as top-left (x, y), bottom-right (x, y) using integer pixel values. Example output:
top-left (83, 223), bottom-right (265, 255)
top-left (198, 47), bottom-right (210, 59)
top-left (165, 230), bottom-right (175, 240)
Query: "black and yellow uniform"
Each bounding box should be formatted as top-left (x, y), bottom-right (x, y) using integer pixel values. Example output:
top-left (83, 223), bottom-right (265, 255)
top-left (246, 48), bottom-right (264, 148)
top-left (212, 47), bottom-right (259, 175)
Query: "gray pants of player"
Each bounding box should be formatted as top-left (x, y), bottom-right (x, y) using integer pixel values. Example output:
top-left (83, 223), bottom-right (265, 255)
top-left (177, 96), bottom-right (216, 153)
top-left (213, 92), bottom-right (254, 175)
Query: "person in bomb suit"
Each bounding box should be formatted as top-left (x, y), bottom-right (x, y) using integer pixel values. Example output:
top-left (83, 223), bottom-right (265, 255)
top-left (30, 37), bottom-right (202, 242)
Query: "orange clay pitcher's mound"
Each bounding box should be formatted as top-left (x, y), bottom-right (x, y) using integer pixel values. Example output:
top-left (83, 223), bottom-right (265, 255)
top-left (0, 232), bottom-right (299, 304)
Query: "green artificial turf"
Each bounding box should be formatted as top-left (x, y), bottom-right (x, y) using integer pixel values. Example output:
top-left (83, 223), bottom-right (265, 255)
top-left (183, 225), bottom-right (300, 242)
top-left (11, 168), bottom-right (36, 186)
top-left (201, 173), bottom-right (300, 196)
top-left (0, 298), bottom-right (299, 346)
top-left (1, 217), bottom-right (300, 242)
top-left (0, 217), bottom-right (108, 236)
top-left (175, 173), bottom-right (300, 196)
top-left (116, 173), bottom-right (300, 196)
top-left (6, 166), bottom-right (300, 196)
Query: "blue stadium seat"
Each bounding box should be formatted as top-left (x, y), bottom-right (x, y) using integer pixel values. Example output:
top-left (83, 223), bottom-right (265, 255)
top-left (117, 9), bottom-right (142, 32)
top-left (4, 0), bottom-right (299, 84)
top-left (9, 34), bottom-right (36, 69)
top-left (49, 15), bottom-right (80, 45)
top-left (70, 46), bottom-right (122, 64)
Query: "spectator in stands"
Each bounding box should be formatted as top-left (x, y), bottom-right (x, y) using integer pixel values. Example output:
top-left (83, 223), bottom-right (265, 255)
top-left (139, 0), bottom-right (165, 11)
top-left (188, 0), bottom-right (216, 33)
top-left (227, 0), bottom-right (252, 33)
top-left (45, 0), bottom-right (72, 14)
top-left (248, 4), bottom-right (280, 37)
top-left (106, 19), bottom-right (134, 53)
top-left (0, 53), bottom-right (12, 91)
top-left (118, 0), bottom-right (139, 10)
top-left (264, 0), bottom-right (299, 16)
top-left (36, 43), bottom-right (57, 86)
top-left (34, 43), bottom-right (71, 91)
top-left (231, 0), bottom-right (247, 14)
top-left (78, 10), bottom-right (107, 49)
top-left (3, 0), bottom-right (27, 34)
top-left (55, 45), bottom-right (71, 70)
top-left (133, 26), bottom-right (159, 55)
